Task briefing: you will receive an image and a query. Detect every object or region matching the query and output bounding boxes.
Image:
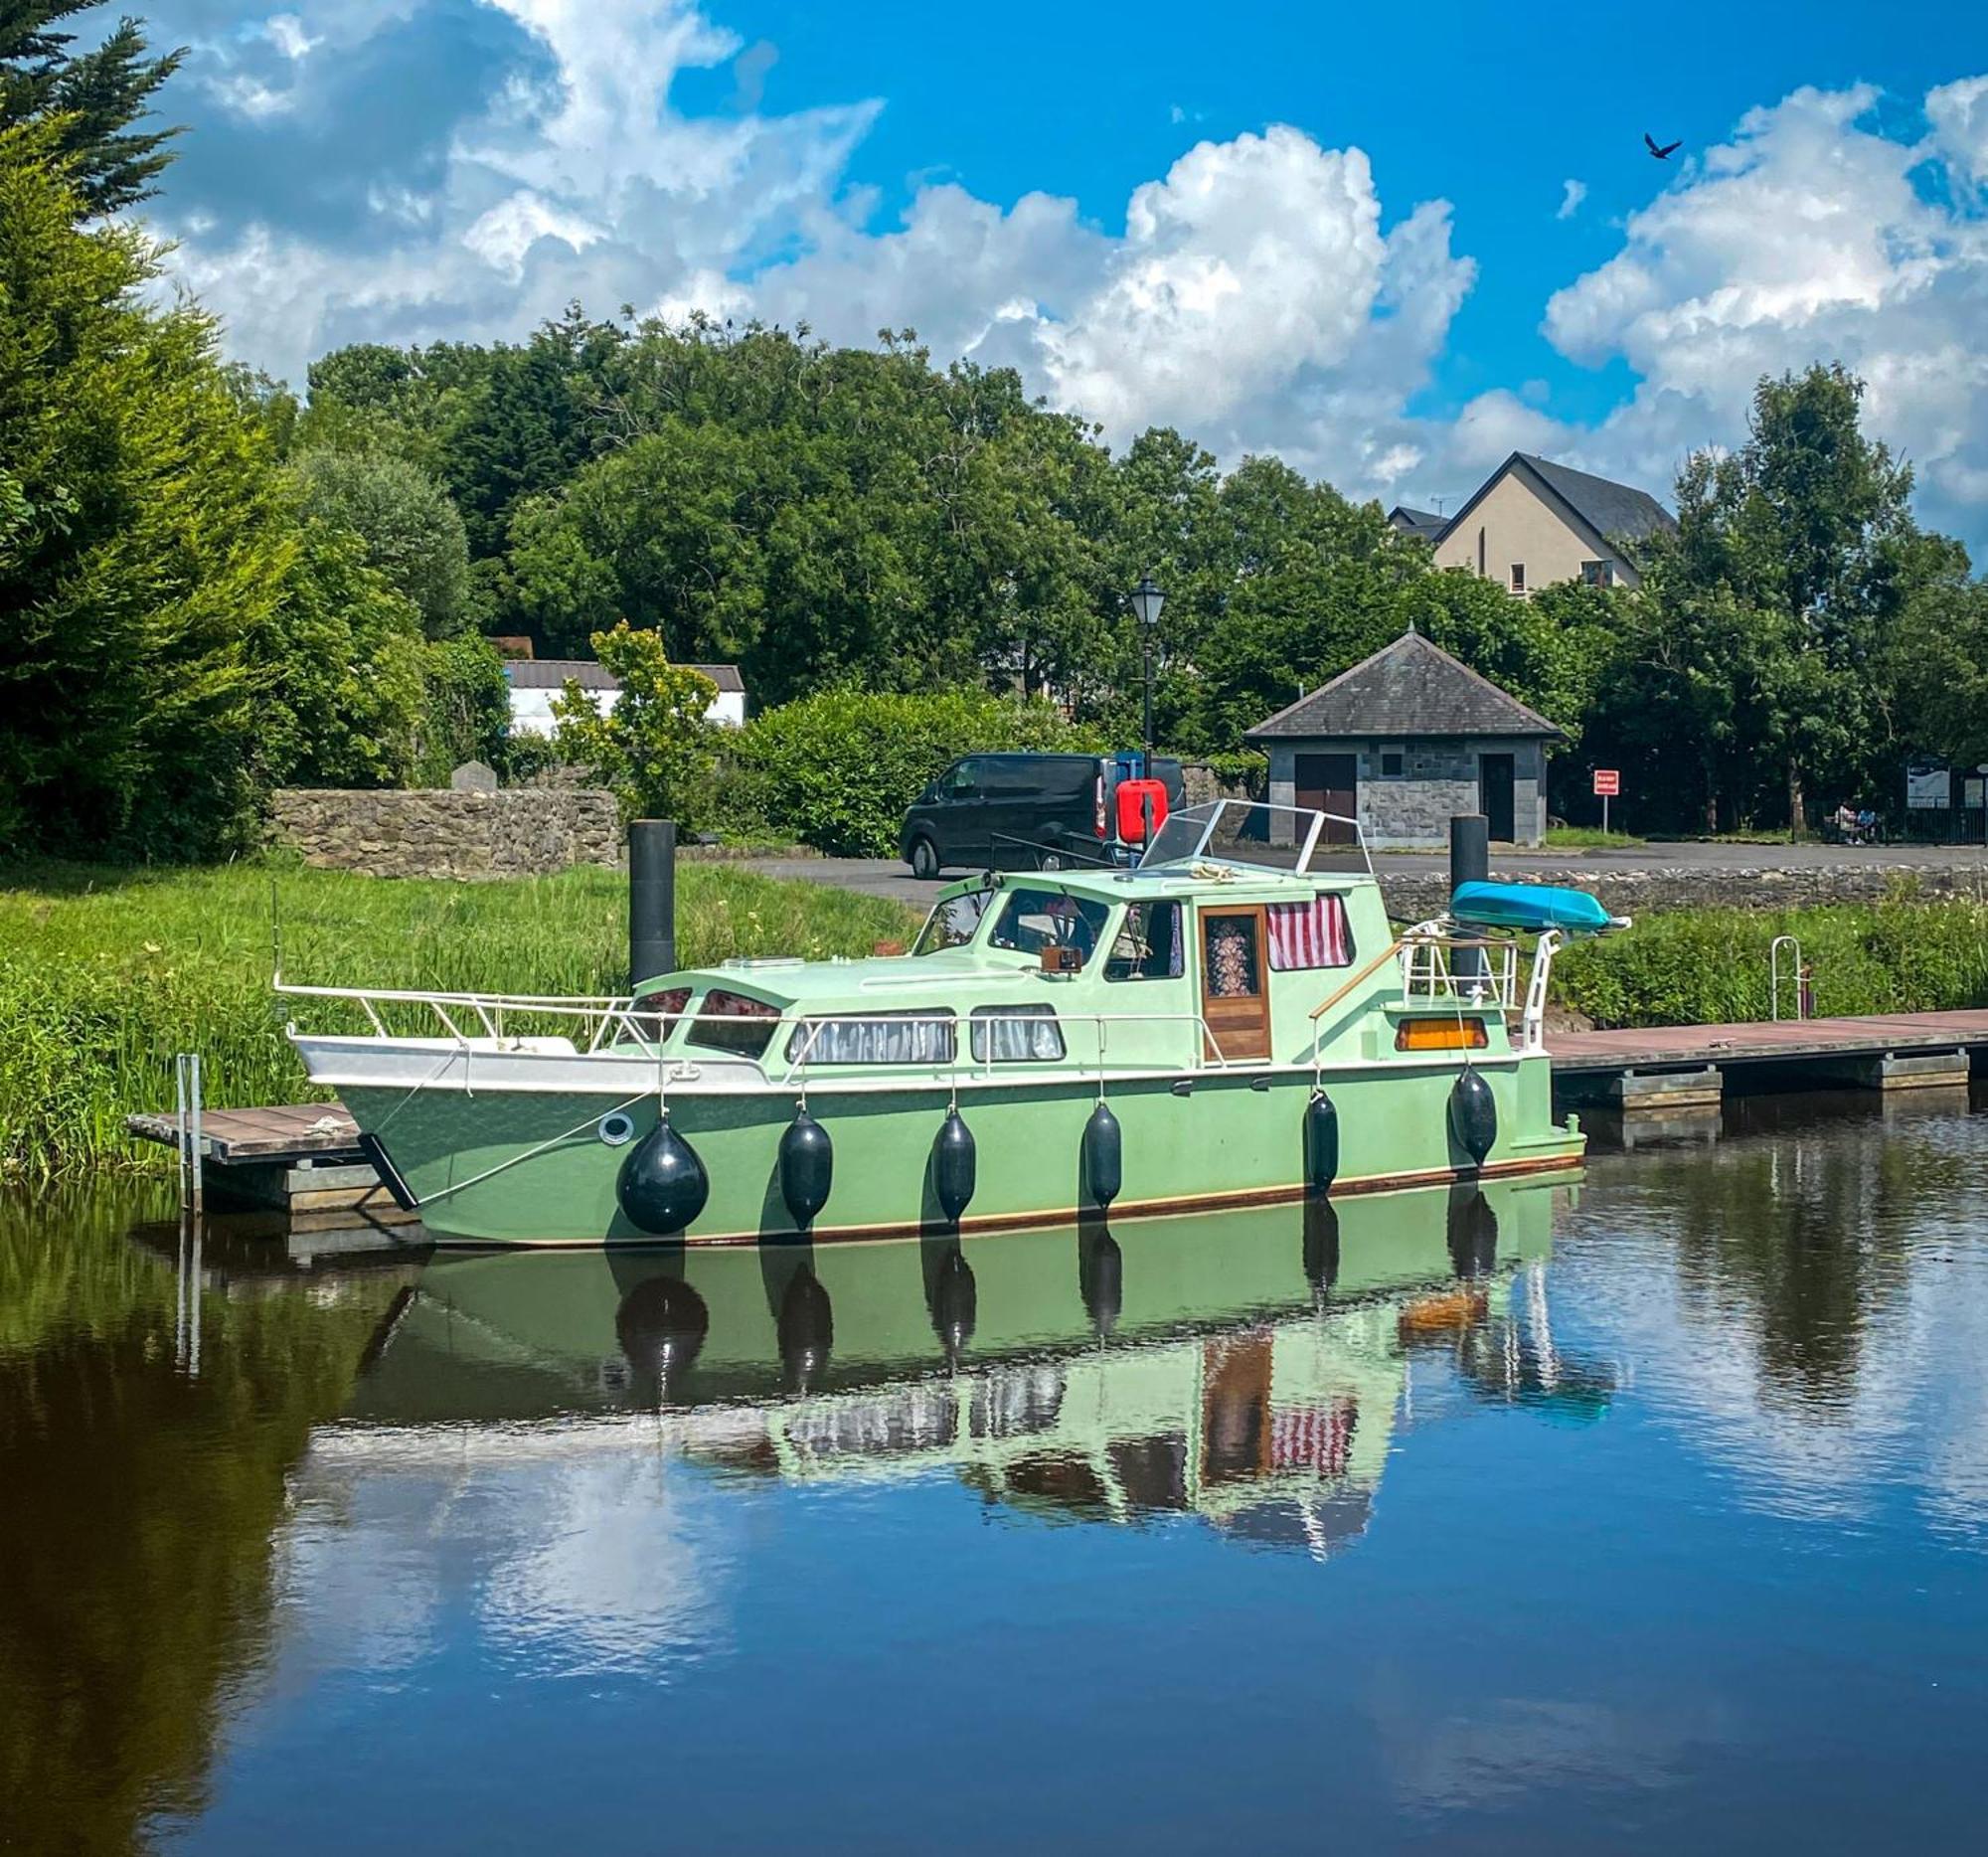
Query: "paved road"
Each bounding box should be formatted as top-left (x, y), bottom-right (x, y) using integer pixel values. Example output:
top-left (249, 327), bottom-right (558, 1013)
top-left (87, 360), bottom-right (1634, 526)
top-left (755, 839), bottom-right (1988, 911)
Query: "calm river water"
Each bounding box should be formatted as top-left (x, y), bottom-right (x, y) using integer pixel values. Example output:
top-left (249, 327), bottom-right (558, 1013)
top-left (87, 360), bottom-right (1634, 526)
top-left (6, 1089), bottom-right (1988, 1853)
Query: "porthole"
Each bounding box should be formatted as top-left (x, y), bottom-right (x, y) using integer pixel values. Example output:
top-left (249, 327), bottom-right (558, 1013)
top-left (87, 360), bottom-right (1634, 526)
top-left (598, 1110), bottom-right (636, 1147)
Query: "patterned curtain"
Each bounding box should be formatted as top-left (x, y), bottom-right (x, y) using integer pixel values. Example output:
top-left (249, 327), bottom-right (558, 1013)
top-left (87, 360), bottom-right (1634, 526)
top-left (1265, 894), bottom-right (1352, 970)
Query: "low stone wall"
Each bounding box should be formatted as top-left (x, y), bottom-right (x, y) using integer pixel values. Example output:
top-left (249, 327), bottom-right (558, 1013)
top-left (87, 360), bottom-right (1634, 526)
top-left (268, 787), bottom-right (621, 879)
top-left (1376, 863), bottom-right (1988, 922)
top-left (1178, 761), bottom-right (1258, 805)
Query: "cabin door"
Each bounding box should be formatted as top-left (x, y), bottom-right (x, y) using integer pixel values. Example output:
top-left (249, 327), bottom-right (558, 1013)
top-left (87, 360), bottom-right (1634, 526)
top-left (1294, 753), bottom-right (1358, 845)
top-left (1199, 905), bottom-right (1272, 1062)
top-left (1479, 753), bottom-right (1516, 842)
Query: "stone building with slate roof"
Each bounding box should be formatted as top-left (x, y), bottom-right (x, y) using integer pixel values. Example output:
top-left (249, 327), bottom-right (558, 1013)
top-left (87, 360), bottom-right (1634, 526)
top-left (1245, 629), bottom-right (1563, 847)
top-left (1388, 451), bottom-right (1676, 593)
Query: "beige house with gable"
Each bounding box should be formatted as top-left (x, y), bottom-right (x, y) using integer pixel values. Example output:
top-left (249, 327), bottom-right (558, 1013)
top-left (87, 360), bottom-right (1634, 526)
top-left (1389, 451), bottom-right (1676, 595)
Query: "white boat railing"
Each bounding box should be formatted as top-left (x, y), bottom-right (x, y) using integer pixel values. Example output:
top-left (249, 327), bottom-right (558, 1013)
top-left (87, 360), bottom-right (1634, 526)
top-left (1306, 923), bottom-right (1565, 1056)
top-left (276, 978), bottom-right (1243, 1081)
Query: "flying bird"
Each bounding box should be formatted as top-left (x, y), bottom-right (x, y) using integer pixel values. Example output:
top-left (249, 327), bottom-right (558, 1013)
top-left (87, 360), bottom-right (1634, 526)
top-left (1644, 131), bottom-right (1683, 159)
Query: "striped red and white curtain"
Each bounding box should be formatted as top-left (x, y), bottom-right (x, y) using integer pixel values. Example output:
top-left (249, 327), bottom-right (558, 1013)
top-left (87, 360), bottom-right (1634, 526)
top-left (1265, 893), bottom-right (1352, 970)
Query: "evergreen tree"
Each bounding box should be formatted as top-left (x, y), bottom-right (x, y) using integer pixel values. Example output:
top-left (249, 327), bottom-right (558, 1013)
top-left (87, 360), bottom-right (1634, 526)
top-left (0, 3), bottom-right (183, 216)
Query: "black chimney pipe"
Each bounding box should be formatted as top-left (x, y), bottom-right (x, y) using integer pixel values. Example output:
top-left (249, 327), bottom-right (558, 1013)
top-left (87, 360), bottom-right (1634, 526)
top-left (629, 820), bottom-right (677, 988)
top-left (1449, 812), bottom-right (1488, 982)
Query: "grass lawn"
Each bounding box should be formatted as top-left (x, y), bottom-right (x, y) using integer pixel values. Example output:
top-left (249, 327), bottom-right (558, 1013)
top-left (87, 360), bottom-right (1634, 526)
top-left (0, 859), bottom-right (920, 1178)
top-left (1542, 826), bottom-right (1647, 850)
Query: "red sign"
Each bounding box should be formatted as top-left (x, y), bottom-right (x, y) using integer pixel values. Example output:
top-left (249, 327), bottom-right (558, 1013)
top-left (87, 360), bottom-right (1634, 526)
top-left (1592, 768), bottom-right (1620, 797)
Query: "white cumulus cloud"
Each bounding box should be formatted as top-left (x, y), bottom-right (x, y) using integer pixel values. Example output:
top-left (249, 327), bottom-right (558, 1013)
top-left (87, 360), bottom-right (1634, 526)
top-left (149, 12), bottom-right (1988, 550)
top-left (1540, 80), bottom-right (1988, 537)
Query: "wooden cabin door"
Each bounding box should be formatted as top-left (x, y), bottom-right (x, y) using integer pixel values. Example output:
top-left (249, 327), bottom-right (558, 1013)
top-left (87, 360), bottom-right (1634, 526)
top-left (1199, 905), bottom-right (1272, 1062)
top-left (1295, 753), bottom-right (1358, 844)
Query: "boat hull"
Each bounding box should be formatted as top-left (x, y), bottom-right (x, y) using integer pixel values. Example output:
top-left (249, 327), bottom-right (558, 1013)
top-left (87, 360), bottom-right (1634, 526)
top-left (327, 1050), bottom-right (1580, 1247)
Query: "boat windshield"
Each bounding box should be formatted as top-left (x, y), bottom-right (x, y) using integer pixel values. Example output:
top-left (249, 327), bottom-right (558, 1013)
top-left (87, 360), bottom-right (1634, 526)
top-left (912, 889), bottom-right (992, 954)
top-left (987, 888), bottom-right (1111, 964)
top-left (1141, 800), bottom-right (1370, 876)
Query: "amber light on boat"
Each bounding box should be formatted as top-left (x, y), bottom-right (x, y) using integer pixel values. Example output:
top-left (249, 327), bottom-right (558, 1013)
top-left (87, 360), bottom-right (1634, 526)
top-left (1395, 1018), bottom-right (1489, 1051)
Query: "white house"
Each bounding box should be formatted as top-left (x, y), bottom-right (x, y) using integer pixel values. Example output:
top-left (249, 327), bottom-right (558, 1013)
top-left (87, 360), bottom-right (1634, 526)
top-left (505, 658), bottom-right (747, 736)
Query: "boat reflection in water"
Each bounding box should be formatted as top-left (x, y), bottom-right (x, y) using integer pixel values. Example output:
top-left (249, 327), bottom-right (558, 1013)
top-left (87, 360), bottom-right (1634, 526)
top-left (344, 1175), bottom-right (1612, 1557)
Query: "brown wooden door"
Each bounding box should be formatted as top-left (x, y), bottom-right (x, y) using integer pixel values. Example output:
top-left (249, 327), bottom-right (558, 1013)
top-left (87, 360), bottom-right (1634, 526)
top-left (1295, 752), bottom-right (1358, 845)
top-left (1199, 905), bottom-right (1272, 1061)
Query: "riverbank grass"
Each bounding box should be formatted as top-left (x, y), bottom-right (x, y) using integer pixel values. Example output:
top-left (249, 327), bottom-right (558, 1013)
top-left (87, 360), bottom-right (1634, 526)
top-left (0, 861), bottom-right (919, 1179)
top-left (1555, 897), bottom-right (1988, 1027)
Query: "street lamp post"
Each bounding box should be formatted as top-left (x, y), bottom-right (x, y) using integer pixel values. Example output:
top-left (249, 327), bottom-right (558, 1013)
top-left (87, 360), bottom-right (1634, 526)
top-left (1130, 575), bottom-right (1164, 772)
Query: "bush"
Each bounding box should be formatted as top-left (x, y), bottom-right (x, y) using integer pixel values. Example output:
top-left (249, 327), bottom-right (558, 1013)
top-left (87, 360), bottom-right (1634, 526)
top-left (725, 691), bottom-right (1105, 857)
top-left (1554, 895), bottom-right (1988, 1027)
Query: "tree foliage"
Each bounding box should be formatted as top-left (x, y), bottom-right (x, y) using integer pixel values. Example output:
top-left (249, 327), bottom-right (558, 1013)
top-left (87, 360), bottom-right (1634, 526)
top-left (725, 689), bottom-right (1105, 857)
top-left (291, 446), bottom-right (477, 638)
top-left (1583, 364), bottom-right (1959, 831)
top-left (551, 622), bottom-right (720, 826)
top-left (0, 1), bottom-right (183, 215)
top-left (0, 120), bottom-right (291, 856)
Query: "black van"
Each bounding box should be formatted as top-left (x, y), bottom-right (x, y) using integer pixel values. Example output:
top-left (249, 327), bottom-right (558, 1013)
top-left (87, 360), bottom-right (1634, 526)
top-left (900, 754), bottom-right (1187, 877)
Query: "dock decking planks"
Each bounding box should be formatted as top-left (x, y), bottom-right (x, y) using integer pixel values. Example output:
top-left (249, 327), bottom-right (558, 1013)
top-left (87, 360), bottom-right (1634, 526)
top-left (1548, 1009), bottom-right (1988, 1075)
top-left (124, 1102), bottom-right (362, 1163)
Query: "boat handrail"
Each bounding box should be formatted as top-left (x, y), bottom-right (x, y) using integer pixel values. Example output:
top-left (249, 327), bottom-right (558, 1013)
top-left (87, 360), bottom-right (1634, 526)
top-left (278, 979), bottom-right (1243, 1078)
top-left (1306, 922), bottom-right (1561, 1055)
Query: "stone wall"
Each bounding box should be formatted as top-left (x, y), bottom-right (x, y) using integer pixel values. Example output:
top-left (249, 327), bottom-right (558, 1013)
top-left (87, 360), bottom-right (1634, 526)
top-left (1264, 737), bottom-right (1548, 847)
top-left (1375, 863), bottom-right (1988, 923)
top-left (268, 787), bottom-right (621, 879)
top-left (1178, 761), bottom-right (1258, 806)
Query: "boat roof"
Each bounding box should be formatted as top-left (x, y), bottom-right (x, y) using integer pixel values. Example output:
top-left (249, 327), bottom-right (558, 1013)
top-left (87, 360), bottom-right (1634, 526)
top-left (937, 862), bottom-right (1357, 907)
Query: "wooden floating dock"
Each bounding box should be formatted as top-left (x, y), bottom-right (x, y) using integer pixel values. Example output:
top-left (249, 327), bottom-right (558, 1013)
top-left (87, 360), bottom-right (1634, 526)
top-left (1549, 1009), bottom-right (1988, 1110)
top-left (124, 1102), bottom-right (419, 1234)
top-left (126, 1008), bottom-right (1988, 1236)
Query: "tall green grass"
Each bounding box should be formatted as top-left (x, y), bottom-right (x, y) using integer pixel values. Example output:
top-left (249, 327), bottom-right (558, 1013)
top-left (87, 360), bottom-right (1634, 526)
top-left (0, 861), bottom-right (919, 1179)
top-left (1555, 897), bottom-right (1988, 1028)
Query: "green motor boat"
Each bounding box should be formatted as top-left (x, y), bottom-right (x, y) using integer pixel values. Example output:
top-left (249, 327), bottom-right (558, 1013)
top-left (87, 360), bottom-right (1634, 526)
top-left (285, 801), bottom-right (1608, 1247)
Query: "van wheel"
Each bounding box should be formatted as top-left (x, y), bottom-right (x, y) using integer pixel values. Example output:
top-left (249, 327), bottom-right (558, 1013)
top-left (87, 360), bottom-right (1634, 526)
top-left (910, 836), bottom-right (940, 880)
top-left (1037, 847), bottom-right (1066, 872)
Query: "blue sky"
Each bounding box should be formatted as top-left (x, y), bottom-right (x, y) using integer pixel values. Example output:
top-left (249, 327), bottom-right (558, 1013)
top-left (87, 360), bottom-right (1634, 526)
top-left (133, 0), bottom-right (1988, 543)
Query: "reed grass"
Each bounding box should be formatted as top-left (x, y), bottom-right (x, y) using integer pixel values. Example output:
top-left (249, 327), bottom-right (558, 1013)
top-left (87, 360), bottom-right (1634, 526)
top-left (1555, 896), bottom-right (1988, 1028)
top-left (0, 860), bottom-right (919, 1179)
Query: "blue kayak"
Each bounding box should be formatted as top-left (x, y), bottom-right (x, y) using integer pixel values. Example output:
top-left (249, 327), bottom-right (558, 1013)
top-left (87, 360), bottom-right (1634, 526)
top-left (1450, 880), bottom-right (1617, 936)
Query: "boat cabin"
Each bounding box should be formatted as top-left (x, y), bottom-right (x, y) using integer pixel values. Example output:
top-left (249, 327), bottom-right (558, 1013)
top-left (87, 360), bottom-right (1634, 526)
top-left (624, 802), bottom-right (1526, 1085)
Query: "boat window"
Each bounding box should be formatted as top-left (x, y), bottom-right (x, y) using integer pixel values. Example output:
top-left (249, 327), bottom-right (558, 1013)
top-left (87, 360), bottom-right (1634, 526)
top-left (1265, 894), bottom-right (1354, 970)
top-left (686, 988), bottom-right (781, 1057)
top-left (970, 1004), bottom-right (1065, 1063)
top-left (629, 984), bottom-right (692, 1046)
top-left (912, 890), bottom-right (991, 954)
top-left (988, 888), bottom-right (1109, 966)
top-left (1105, 901), bottom-right (1184, 981)
top-left (786, 1010), bottom-right (955, 1066)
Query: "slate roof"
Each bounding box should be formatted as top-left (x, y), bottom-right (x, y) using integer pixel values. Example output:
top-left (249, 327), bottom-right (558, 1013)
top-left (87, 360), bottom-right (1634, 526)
top-left (1516, 453), bottom-right (1676, 547)
top-left (1387, 505), bottom-right (1448, 544)
top-left (1435, 452), bottom-right (1675, 559)
top-left (505, 658), bottom-right (746, 693)
top-left (1245, 629), bottom-right (1562, 742)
